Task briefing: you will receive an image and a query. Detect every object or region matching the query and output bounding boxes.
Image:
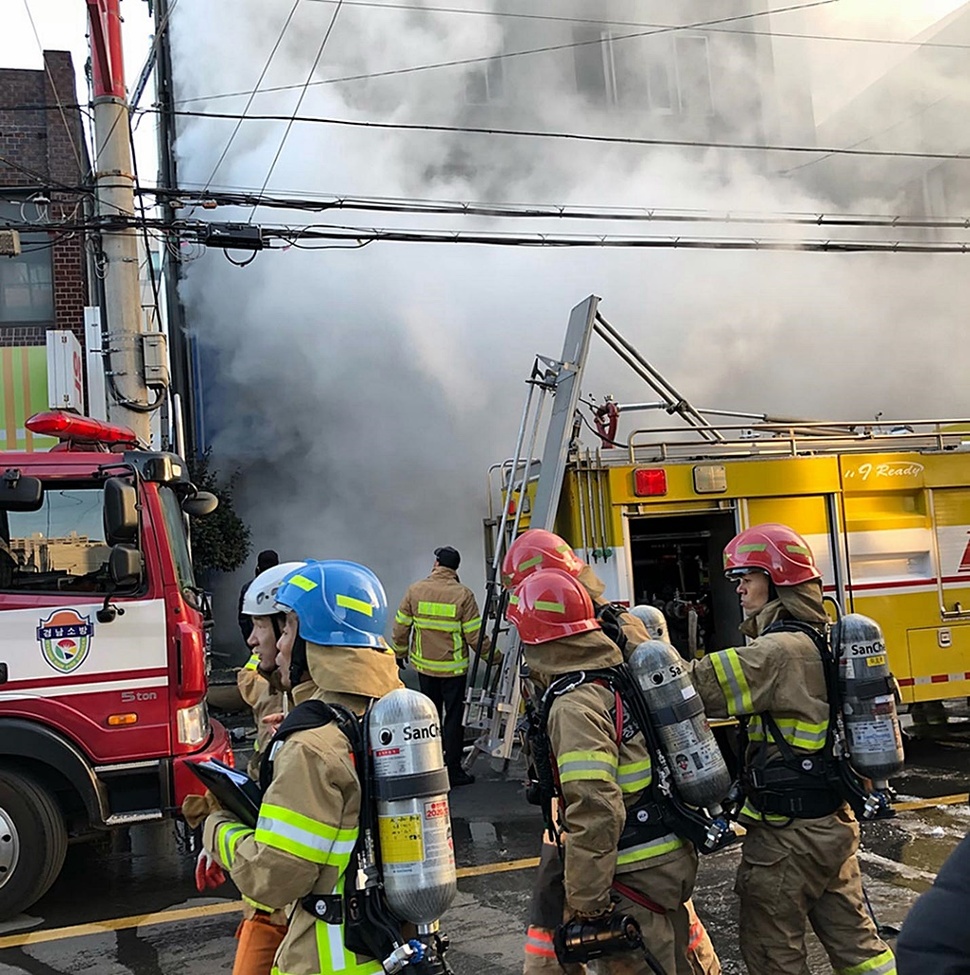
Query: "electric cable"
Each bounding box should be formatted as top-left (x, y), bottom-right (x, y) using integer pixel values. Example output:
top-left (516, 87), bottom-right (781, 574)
top-left (154, 107), bottom-right (970, 164)
top-left (22, 0), bottom-right (86, 177)
top-left (302, 0), bottom-right (970, 56)
top-left (200, 0), bottom-right (303, 194)
top-left (249, 0), bottom-right (346, 222)
top-left (174, 0), bottom-right (837, 104)
top-left (139, 184), bottom-right (970, 230)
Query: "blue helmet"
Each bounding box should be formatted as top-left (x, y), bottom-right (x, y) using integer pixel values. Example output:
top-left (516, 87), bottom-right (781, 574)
top-left (274, 560), bottom-right (387, 648)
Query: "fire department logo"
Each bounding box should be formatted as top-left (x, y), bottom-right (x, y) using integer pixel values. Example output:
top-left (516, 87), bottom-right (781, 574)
top-left (36, 609), bottom-right (94, 674)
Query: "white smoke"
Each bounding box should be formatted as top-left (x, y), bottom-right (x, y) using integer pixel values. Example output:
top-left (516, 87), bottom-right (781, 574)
top-left (166, 0), bottom-right (970, 655)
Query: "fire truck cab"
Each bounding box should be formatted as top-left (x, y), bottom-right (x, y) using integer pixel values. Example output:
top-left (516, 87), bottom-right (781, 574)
top-left (0, 412), bottom-right (233, 920)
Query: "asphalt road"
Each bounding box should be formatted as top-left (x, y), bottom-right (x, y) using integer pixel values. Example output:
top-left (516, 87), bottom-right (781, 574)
top-left (2, 726), bottom-right (969, 975)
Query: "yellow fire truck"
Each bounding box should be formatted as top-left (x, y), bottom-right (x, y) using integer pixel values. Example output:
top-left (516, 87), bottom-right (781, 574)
top-left (469, 297), bottom-right (970, 761)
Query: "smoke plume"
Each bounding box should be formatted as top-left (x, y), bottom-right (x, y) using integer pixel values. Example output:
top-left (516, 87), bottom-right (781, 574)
top-left (167, 0), bottom-right (970, 656)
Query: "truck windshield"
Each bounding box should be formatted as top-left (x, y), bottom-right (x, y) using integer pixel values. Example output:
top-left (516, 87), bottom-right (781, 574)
top-left (0, 482), bottom-right (123, 594)
top-left (158, 486), bottom-right (197, 593)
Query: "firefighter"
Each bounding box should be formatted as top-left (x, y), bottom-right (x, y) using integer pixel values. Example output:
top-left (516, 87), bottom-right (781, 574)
top-left (201, 561), bottom-right (307, 975)
top-left (689, 523), bottom-right (896, 975)
top-left (201, 560), bottom-right (404, 975)
top-left (509, 567), bottom-right (700, 975)
top-left (503, 529), bottom-right (720, 975)
top-left (239, 550), bottom-right (280, 643)
top-left (237, 561), bottom-right (305, 780)
top-left (390, 545), bottom-right (490, 787)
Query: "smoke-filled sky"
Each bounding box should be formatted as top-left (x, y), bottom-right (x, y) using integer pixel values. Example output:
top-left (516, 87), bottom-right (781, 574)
top-left (163, 0), bottom-right (970, 637)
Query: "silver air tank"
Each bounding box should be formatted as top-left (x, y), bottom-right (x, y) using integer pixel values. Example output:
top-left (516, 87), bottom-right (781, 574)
top-left (369, 688), bottom-right (457, 929)
top-left (628, 640), bottom-right (732, 809)
top-left (838, 614), bottom-right (904, 783)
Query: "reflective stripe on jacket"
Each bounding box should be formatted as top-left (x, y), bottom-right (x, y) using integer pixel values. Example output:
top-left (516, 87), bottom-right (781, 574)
top-left (547, 681), bottom-right (684, 915)
top-left (689, 592), bottom-right (833, 826)
top-left (204, 721), bottom-right (382, 975)
top-left (390, 566), bottom-right (489, 676)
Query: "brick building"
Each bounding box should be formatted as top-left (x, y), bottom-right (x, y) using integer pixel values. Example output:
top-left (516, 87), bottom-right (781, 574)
top-left (0, 51), bottom-right (90, 449)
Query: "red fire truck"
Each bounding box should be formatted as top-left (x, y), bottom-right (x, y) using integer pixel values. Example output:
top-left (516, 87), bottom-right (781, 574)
top-left (0, 411), bottom-right (233, 919)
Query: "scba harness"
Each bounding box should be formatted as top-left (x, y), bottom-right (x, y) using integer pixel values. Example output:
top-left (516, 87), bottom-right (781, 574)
top-left (525, 664), bottom-right (735, 858)
top-left (739, 620), bottom-right (895, 824)
top-left (261, 701), bottom-right (451, 975)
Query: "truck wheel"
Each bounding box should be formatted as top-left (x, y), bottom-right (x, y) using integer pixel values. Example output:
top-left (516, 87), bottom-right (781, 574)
top-left (0, 770), bottom-right (68, 920)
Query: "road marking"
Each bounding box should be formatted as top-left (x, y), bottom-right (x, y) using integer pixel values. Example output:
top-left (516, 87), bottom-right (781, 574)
top-left (0, 857), bottom-right (543, 950)
top-left (894, 793), bottom-right (969, 811)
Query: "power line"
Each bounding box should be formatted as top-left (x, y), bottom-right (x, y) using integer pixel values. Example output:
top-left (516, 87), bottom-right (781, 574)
top-left (174, 0), bottom-right (837, 105)
top-left (201, 0), bottom-right (302, 193)
top-left (304, 0), bottom-right (970, 53)
top-left (250, 0), bottom-right (346, 219)
top-left (156, 107), bottom-right (970, 163)
top-left (22, 0), bottom-right (87, 177)
top-left (249, 225), bottom-right (970, 254)
top-left (5, 213), bottom-right (970, 254)
top-left (141, 185), bottom-right (970, 230)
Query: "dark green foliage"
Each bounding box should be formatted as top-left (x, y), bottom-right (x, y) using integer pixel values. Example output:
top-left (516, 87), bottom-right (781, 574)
top-left (187, 451), bottom-right (251, 572)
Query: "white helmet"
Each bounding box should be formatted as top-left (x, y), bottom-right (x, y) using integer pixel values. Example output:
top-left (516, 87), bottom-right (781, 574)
top-left (629, 604), bottom-right (670, 642)
top-left (242, 561), bottom-right (307, 616)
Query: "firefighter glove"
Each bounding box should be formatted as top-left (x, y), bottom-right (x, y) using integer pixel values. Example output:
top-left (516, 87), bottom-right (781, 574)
top-left (195, 849), bottom-right (227, 891)
top-left (181, 790), bottom-right (222, 829)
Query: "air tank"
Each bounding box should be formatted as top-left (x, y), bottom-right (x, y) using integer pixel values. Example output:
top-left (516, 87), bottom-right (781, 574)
top-left (627, 640), bottom-right (732, 809)
top-left (369, 688), bottom-right (457, 927)
top-left (838, 614), bottom-right (905, 783)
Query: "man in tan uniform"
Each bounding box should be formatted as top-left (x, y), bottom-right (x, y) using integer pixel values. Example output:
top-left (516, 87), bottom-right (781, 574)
top-left (202, 560), bottom-right (403, 975)
top-left (509, 567), bottom-right (701, 975)
top-left (689, 523), bottom-right (896, 975)
top-left (391, 546), bottom-right (489, 787)
top-left (502, 529), bottom-right (720, 975)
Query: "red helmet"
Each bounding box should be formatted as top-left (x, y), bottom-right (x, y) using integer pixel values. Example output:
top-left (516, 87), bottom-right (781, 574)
top-left (723, 523), bottom-right (821, 587)
top-left (501, 529), bottom-right (584, 590)
top-left (507, 569), bottom-right (599, 645)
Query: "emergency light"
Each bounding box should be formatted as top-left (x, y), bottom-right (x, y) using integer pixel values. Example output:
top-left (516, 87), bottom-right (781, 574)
top-left (25, 411), bottom-right (139, 446)
top-left (633, 468), bottom-right (667, 497)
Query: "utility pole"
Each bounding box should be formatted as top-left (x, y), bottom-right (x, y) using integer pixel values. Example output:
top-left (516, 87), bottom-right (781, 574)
top-left (86, 0), bottom-right (153, 443)
top-left (154, 0), bottom-right (196, 458)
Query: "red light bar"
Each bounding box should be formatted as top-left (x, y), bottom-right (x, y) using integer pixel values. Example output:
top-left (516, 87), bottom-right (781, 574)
top-left (26, 411), bottom-right (138, 445)
top-left (634, 468), bottom-right (668, 497)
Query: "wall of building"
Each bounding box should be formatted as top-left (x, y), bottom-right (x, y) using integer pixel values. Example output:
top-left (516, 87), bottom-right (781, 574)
top-left (0, 50), bottom-right (90, 350)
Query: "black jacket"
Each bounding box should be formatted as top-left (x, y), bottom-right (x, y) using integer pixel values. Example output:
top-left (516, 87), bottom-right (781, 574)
top-left (897, 830), bottom-right (970, 973)
top-left (238, 579), bottom-right (254, 642)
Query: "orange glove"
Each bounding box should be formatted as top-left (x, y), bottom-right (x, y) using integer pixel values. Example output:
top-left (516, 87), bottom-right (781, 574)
top-left (195, 850), bottom-right (227, 891)
top-left (181, 790), bottom-right (222, 829)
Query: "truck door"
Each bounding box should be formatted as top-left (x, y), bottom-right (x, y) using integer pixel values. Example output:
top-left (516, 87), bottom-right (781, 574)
top-left (0, 477), bottom-right (170, 765)
top-left (627, 509), bottom-right (740, 657)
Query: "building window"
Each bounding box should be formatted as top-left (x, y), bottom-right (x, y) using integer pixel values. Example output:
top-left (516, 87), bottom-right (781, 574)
top-left (573, 29), bottom-right (674, 114)
top-left (675, 35), bottom-right (714, 117)
top-left (465, 57), bottom-right (505, 105)
top-left (0, 202), bottom-right (54, 324)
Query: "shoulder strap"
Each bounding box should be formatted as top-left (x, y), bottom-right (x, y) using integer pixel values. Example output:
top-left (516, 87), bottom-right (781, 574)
top-left (259, 699), bottom-right (336, 793)
top-left (594, 602), bottom-right (628, 655)
top-left (757, 618), bottom-right (840, 763)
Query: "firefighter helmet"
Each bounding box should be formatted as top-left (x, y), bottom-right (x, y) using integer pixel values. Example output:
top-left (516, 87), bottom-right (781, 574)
top-left (242, 561), bottom-right (308, 617)
top-left (723, 523), bottom-right (821, 587)
top-left (275, 560), bottom-right (388, 648)
top-left (501, 529), bottom-right (584, 590)
top-left (507, 568), bottom-right (599, 645)
top-left (629, 604), bottom-right (670, 642)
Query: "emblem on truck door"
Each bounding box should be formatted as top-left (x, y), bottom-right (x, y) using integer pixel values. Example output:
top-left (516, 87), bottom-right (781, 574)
top-left (36, 609), bottom-right (94, 674)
